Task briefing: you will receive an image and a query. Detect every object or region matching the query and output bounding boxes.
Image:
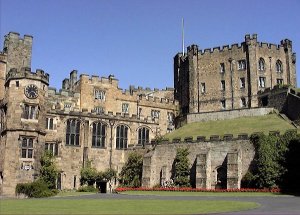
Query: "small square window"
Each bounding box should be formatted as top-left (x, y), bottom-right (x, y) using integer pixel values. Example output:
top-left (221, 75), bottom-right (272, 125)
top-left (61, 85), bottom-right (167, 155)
top-left (220, 63), bottom-right (225, 73)
top-left (221, 80), bottom-right (225, 91)
top-left (277, 79), bottom-right (283, 85)
top-left (221, 100), bottom-right (226, 109)
top-left (240, 78), bottom-right (245, 89)
top-left (122, 103), bottom-right (129, 113)
top-left (201, 83), bottom-right (206, 93)
top-left (238, 60), bottom-right (246, 70)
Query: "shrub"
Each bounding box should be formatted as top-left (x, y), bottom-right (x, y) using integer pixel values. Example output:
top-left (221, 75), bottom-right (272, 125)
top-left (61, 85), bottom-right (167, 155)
top-left (172, 148), bottom-right (190, 187)
top-left (77, 185), bottom-right (98, 192)
top-left (119, 152), bottom-right (143, 187)
top-left (15, 180), bottom-right (56, 198)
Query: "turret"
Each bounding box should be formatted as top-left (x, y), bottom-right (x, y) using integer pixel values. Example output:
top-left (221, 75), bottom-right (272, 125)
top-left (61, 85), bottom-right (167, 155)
top-left (3, 32), bottom-right (33, 73)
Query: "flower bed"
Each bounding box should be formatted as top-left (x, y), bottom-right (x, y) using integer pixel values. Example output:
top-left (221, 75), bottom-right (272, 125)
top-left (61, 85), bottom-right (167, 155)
top-left (115, 187), bottom-right (280, 193)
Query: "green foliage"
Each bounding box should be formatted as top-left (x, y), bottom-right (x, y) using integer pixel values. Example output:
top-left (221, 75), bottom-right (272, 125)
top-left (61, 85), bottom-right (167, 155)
top-left (119, 152), bottom-right (143, 187)
top-left (246, 130), bottom-right (299, 189)
top-left (172, 148), bottom-right (190, 187)
top-left (96, 169), bottom-right (117, 182)
top-left (77, 185), bottom-right (98, 192)
top-left (80, 166), bottom-right (97, 186)
top-left (15, 151), bottom-right (58, 198)
top-left (40, 151), bottom-right (58, 189)
top-left (15, 180), bottom-right (56, 198)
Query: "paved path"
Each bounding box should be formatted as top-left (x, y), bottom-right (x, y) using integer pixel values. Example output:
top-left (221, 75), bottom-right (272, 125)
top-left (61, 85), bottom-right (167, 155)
top-left (56, 193), bottom-right (300, 215)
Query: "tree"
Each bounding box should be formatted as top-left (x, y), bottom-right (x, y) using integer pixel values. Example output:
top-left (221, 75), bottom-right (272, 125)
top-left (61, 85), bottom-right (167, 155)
top-left (119, 152), bottom-right (143, 187)
top-left (40, 151), bottom-right (58, 189)
top-left (80, 161), bottom-right (97, 186)
top-left (172, 148), bottom-right (190, 187)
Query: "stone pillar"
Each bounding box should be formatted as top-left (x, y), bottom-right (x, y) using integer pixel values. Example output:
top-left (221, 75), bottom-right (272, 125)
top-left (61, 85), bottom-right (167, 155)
top-left (226, 150), bottom-right (241, 189)
top-left (196, 150), bottom-right (211, 189)
top-left (142, 152), bottom-right (153, 187)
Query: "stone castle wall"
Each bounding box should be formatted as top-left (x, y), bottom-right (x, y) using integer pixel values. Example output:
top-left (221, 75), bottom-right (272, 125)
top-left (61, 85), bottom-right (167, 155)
top-left (142, 139), bottom-right (255, 189)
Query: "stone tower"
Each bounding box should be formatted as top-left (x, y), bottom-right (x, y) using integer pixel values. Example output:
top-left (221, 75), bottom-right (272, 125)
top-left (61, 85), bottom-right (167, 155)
top-left (0, 33), bottom-right (50, 195)
top-left (174, 34), bottom-right (297, 115)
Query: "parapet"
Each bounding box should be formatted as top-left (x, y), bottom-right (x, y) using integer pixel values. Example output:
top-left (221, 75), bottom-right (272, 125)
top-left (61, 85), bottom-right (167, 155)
top-left (5, 32), bottom-right (33, 44)
top-left (5, 67), bottom-right (49, 85)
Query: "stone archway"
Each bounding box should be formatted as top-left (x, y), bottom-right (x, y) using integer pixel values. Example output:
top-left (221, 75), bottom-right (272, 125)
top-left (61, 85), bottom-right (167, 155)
top-left (216, 166), bottom-right (227, 189)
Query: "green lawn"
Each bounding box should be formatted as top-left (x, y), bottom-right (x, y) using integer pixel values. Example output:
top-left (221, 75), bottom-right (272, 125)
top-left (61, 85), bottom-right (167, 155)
top-left (165, 114), bottom-right (297, 140)
top-left (1, 199), bottom-right (259, 215)
top-left (121, 190), bottom-right (285, 197)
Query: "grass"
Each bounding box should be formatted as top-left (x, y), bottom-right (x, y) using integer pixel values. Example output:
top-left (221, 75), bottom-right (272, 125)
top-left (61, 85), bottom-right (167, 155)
top-left (121, 190), bottom-right (285, 197)
top-left (1, 199), bottom-right (259, 215)
top-left (164, 114), bottom-right (297, 140)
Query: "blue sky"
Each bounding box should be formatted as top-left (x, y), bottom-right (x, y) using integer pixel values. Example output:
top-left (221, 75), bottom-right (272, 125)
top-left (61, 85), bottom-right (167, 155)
top-left (1, 0), bottom-right (299, 90)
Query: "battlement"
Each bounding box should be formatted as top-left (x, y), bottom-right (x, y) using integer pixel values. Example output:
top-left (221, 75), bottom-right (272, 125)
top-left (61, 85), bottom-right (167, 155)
top-left (5, 67), bottom-right (49, 85)
top-left (4, 32), bottom-right (33, 44)
top-left (154, 130), bottom-right (296, 144)
top-left (185, 34), bottom-right (287, 57)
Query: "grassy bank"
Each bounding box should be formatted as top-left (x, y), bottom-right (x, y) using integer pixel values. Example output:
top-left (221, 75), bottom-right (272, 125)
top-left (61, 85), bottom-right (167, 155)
top-left (165, 114), bottom-right (297, 140)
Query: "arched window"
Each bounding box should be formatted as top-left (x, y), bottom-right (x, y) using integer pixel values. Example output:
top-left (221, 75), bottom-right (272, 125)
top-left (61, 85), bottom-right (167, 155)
top-left (276, 60), bottom-right (283, 72)
top-left (138, 127), bottom-right (149, 146)
top-left (92, 122), bottom-right (106, 148)
top-left (258, 58), bottom-right (265, 71)
top-left (116, 125), bottom-right (128, 149)
top-left (66, 119), bottom-right (80, 146)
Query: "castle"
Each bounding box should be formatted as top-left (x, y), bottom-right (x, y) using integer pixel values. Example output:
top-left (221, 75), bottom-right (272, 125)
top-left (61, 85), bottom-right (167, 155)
top-left (0, 32), bottom-right (298, 196)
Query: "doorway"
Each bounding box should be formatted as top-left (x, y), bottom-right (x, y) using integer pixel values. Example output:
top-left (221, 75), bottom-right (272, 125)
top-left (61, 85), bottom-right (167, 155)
top-left (97, 182), bottom-right (107, 193)
top-left (216, 166), bottom-right (227, 189)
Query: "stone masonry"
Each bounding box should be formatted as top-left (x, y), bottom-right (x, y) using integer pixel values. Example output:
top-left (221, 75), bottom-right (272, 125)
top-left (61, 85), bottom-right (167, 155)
top-left (0, 32), bottom-right (298, 196)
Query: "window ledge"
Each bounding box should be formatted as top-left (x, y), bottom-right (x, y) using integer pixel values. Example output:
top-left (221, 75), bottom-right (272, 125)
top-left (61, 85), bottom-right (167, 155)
top-left (91, 146), bottom-right (107, 149)
top-left (65, 144), bottom-right (81, 147)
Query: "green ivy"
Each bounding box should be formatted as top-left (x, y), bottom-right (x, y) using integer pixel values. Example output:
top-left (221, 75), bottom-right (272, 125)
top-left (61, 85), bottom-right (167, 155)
top-left (172, 148), bottom-right (190, 187)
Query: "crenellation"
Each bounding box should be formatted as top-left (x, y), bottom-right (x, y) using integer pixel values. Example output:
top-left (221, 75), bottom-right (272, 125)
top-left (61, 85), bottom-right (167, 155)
top-left (213, 47), bottom-right (221, 52)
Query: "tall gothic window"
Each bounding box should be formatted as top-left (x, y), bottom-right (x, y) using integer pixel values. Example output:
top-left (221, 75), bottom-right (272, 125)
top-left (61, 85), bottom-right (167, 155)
top-left (276, 60), bottom-right (283, 72)
top-left (258, 58), bottom-right (265, 71)
top-left (116, 125), bottom-right (128, 149)
top-left (138, 127), bottom-right (149, 146)
top-left (66, 119), bottom-right (80, 146)
top-left (92, 122), bottom-right (106, 148)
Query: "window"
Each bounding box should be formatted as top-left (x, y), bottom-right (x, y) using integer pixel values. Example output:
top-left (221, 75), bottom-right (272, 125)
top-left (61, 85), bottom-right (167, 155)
top-left (138, 127), bottom-right (149, 146)
top-left (240, 77), bottom-right (245, 89)
top-left (277, 79), bottom-right (283, 85)
top-left (276, 60), bottom-right (283, 72)
top-left (167, 112), bottom-right (174, 124)
top-left (66, 119), bottom-right (80, 146)
top-left (241, 97), bottom-right (246, 108)
top-left (92, 122), bottom-right (106, 148)
top-left (259, 77), bottom-right (266, 88)
top-left (122, 103), bottom-right (129, 114)
top-left (238, 60), bottom-right (246, 70)
top-left (258, 58), bottom-right (265, 71)
top-left (116, 125), bottom-right (128, 149)
top-left (0, 109), bottom-right (5, 133)
top-left (94, 89), bottom-right (106, 100)
top-left (94, 106), bottom-right (104, 114)
top-left (45, 142), bottom-right (58, 156)
top-left (21, 137), bottom-right (34, 158)
top-left (46, 117), bottom-right (54, 130)
top-left (220, 63), bottom-right (225, 73)
top-left (221, 80), bottom-right (225, 91)
top-left (201, 83), bottom-right (206, 93)
top-left (22, 104), bottom-right (38, 119)
top-left (16, 81), bottom-right (19, 87)
top-left (151, 110), bottom-right (160, 119)
top-left (138, 108), bottom-right (142, 117)
top-left (221, 99), bottom-right (226, 109)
